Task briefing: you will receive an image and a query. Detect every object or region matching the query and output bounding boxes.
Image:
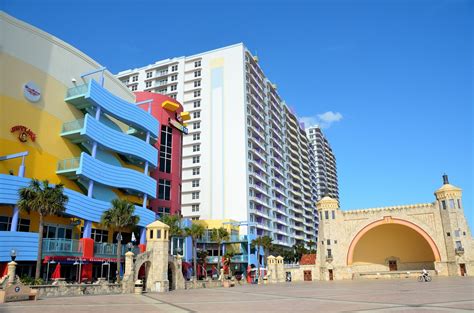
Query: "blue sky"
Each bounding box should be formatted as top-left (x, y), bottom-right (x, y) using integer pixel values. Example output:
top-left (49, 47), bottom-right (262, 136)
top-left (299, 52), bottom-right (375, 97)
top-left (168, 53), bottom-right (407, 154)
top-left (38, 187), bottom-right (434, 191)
top-left (3, 0), bottom-right (473, 228)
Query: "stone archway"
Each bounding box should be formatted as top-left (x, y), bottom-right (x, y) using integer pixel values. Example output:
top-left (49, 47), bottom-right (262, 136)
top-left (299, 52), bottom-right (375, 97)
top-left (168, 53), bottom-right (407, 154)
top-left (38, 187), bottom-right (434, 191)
top-left (168, 262), bottom-right (176, 291)
top-left (347, 217), bottom-right (441, 271)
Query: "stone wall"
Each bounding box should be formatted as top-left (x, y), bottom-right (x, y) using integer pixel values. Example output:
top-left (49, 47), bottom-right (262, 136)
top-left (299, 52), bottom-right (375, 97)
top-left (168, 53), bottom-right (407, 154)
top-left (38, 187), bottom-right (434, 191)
top-left (184, 280), bottom-right (223, 289)
top-left (31, 280), bottom-right (122, 298)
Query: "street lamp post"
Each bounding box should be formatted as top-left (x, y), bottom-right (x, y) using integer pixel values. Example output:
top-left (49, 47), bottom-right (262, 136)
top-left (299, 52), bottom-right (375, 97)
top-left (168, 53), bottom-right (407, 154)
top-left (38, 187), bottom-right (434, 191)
top-left (46, 259), bottom-right (56, 283)
top-left (73, 258), bottom-right (83, 283)
top-left (10, 249), bottom-right (17, 261)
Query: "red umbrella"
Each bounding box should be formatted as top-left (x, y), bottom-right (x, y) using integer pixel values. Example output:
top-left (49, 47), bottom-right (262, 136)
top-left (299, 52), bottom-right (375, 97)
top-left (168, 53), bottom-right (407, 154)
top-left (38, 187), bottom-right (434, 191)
top-left (1, 263), bottom-right (8, 278)
top-left (51, 263), bottom-right (61, 279)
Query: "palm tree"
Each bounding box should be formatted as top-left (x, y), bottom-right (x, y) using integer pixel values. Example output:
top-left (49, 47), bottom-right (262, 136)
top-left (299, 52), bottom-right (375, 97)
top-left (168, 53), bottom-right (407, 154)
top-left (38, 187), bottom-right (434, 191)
top-left (18, 179), bottom-right (69, 279)
top-left (160, 214), bottom-right (183, 253)
top-left (210, 227), bottom-right (230, 273)
top-left (307, 240), bottom-right (316, 253)
top-left (101, 199), bottom-right (139, 283)
top-left (184, 223), bottom-right (205, 285)
top-left (260, 236), bottom-right (273, 270)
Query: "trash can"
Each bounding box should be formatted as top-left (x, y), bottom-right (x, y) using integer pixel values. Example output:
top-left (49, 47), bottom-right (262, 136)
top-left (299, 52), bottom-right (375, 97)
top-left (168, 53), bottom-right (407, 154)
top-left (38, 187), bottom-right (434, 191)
top-left (134, 279), bottom-right (143, 294)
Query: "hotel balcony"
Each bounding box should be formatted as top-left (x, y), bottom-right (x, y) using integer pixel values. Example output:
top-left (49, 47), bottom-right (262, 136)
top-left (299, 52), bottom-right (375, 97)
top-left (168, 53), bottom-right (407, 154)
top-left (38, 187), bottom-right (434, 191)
top-left (249, 170), bottom-right (270, 187)
top-left (42, 238), bottom-right (83, 257)
top-left (61, 114), bottom-right (158, 167)
top-left (56, 152), bottom-right (156, 198)
top-left (65, 79), bottom-right (159, 138)
top-left (206, 255), bottom-right (248, 264)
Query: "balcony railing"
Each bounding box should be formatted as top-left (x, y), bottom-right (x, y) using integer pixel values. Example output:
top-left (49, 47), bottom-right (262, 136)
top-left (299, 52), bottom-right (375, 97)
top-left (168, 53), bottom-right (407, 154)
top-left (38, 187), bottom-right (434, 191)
top-left (62, 118), bottom-right (85, 133)
top-left (57, 157), bottom-right (80, 172)
top-left (42, 239), bottom-right (82, 256)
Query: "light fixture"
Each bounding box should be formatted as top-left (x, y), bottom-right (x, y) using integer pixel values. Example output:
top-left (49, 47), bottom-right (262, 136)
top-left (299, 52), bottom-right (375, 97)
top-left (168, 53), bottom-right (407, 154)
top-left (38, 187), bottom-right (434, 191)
top-left (103, 261), bottom-right (110, 265)
top-left (50, 260), bottom-right (56, 264)
top-left (10, 249), bottom-right (17, 261)
top-left (73, 260), bottom-right (79, 265)
top-left (71, 78), bottom-right (77, 83)
top-left (126, 242), bottom-right (133, 252)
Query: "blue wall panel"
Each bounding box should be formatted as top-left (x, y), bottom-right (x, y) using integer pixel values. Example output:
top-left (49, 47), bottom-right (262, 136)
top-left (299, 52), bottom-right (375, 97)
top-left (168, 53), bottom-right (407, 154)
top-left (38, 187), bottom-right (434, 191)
top-left (0, 231), bottom-right (38, 262)
top-left (87, 80), bottom-right (159, 137)
top-left (78, 153), bottom-right (156, 198)
top-left (83, 114), bottom-right (158, 167)
top-left (0, 175), bottom-right (155, 227)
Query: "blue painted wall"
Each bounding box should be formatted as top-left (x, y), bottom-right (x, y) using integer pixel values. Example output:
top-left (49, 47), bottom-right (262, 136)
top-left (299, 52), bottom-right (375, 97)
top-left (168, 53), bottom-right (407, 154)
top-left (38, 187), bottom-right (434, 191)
top-left (0, 174), bottom-right (155, 227)
top-left (0, 231), bottom-right (38, 262)
top-left (86, 80), bottom-right (159, 137)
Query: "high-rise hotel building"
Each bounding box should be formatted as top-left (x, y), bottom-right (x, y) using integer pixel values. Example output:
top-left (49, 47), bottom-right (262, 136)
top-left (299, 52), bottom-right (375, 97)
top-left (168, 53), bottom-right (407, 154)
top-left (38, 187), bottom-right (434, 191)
top-left (116, 44), bottom-right (318, 246)
top-left (306, 126), bottom-right (339, 201)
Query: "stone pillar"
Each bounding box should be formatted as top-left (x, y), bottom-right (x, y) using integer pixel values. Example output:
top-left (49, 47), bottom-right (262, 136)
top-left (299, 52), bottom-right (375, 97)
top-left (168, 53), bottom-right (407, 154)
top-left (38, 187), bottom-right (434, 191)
top-left (267, 255), bottom-right (276, 283)
top-left (124, 251), bottom-right (135, 277)
top-left (275, 256), bottom-right (285, 283)
top-left (146, 220), bottom-right (170, 292)
top-left (7, 261), bottom-right (17, 286)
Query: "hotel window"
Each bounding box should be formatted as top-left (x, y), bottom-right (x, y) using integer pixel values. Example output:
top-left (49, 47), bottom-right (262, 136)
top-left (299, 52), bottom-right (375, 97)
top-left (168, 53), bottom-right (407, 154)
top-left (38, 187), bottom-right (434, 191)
top-left (455, 230), bottom-right (460, 237)
top-left (194, 70), bottom-right (201, 77)
top-left (331, 210), bottom-right (335, 219)
top-left (0, 216), bottom-right (30, 232)
top-left (193, 133), bottom-right (200, 141)
top-left (158, 179), bottom-right (171, 200)
top-left (171, 74), bottom-right (178, 81)
top-left (327, 249), bottom-right (332, 257)
top-left (145, 81), bottom-right (152, 88)
top-left (193, 122), bottom-right (201, 130)
top-left (191, 217), bottom-right (200, 220)
top-left (194, 90), bottom-right (201, 97)
top-left (441, 200), bottom-right (447, 210)
top-left (122, 79), bottom-right (129, 84)
top-left (169, 94), bottom-right (176, 99)
top-left (171, 65), bottom-right (178, 72)
top-left (170, 84), bottom-right (177, 91)
top-left (193, 144), bottom-right (200, 152)
top-left (132, 75), bottom-right (138, 82)
top-left (457, 199), bottom-right (462, 209)
top-left (81, 228), bottom-right (109, 243)
top-left (193, 156), bottom-right (200, 164)
top-left (193, 101), bottom-right (201, 108)
top-left (158, 88), bottom-right (167, 94)
top-left (158, 207), bottom-right (170, 215)
top-left (192, 192), bottom-right (200, 199)
top-left (159, 126), bottom-right (173, 173)
top-left (449, 199), bottom-right (455, 209)
top-left (194, 60), bottom-right (201, 67)
top-left (327, 239), bottom-right (331, 245)
top-left (193, 111), bottom-right (200, 119)
top-left (146, 72), bottom-right (153, 78)
top-left (43, 225), bottom-right (72, 239)
top-left (192, 204), bottom-right (199, 212)
top-left (192, 168), bottom-right (200, 175)
top-left (194, 80), bottom-right (201, 87)
top-left (192, 180), bottom-right (200, 187)
top-left (131, 85), bottom-right (138, 91)
top-left (324, 211), bottom-right (329, 220)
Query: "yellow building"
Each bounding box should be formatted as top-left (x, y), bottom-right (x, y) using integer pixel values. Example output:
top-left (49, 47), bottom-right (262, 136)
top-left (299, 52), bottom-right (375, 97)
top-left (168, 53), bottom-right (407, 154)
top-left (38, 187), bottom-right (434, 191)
top-left (0, 12), bottom-right (158, 281)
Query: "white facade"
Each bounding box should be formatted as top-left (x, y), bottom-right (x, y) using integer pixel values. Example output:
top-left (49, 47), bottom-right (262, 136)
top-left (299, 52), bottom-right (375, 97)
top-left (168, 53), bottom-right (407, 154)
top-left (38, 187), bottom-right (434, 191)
top-left (116, 44), bottom-right (318, 247)
top-left (306, 126), bottom-right (339, 201)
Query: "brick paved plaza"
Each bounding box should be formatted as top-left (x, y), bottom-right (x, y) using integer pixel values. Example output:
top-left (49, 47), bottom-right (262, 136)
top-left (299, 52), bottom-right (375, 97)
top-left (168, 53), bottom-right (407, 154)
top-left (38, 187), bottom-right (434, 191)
top-left (1, 277), bottom-right (473, 313)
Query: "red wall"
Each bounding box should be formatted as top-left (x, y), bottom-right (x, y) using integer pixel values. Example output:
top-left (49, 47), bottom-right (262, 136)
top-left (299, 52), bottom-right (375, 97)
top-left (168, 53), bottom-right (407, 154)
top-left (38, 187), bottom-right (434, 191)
top-left (135, 92), bottom-right (183, 216)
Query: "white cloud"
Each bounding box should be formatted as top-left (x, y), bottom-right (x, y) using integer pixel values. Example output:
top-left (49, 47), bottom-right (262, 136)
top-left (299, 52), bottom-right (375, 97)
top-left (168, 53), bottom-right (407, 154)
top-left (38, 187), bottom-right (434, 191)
top-left (300, 111), bottom-right (343, 129)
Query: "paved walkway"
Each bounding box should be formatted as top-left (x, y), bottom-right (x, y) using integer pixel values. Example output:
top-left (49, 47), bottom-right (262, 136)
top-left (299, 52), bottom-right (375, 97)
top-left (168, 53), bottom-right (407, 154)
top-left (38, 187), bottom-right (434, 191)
top-left (1, 277), bottom-right (473, 312)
